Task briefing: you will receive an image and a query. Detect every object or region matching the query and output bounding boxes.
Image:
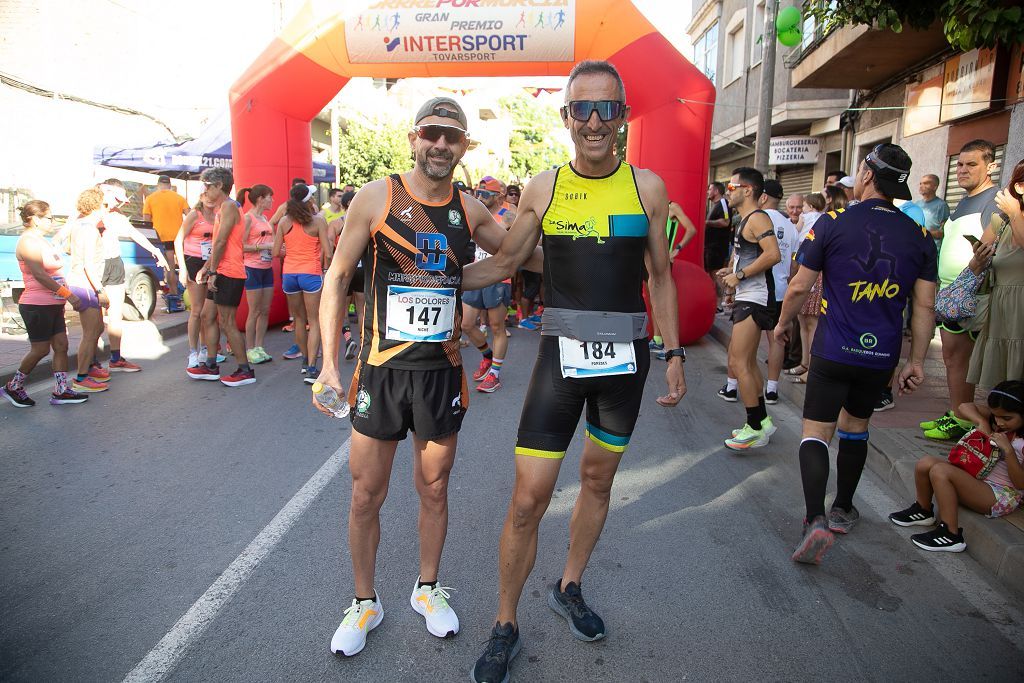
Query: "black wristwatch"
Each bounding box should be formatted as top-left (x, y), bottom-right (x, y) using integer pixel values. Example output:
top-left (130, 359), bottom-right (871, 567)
top-left (664, 347), bottom-right (686, 362)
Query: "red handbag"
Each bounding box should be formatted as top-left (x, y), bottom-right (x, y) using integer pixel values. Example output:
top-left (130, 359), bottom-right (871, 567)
top-left (947, 429), bottom-right (1000, 479)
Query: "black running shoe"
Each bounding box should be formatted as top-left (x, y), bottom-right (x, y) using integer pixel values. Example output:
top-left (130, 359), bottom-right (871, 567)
top-left (765, 390), bottom-right (779, 405)
top-left (548, 581), bottom-right (605, 641)
top-left (717, 385), bottom-right (738, 402)
top-left (471, 621), bottom-right (521, 683)
top-left (874, 393), bottom-right (895, 412)
top-left (1, 385), bottom-right (35, 408)
top-left (911, 523), bottom-right (966, 552)
top-left (888, 502), bottom-right (935, 527)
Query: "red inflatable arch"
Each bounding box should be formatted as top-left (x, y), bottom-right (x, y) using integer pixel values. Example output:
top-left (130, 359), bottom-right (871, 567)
top-left (230, 0), bottom-right (716, 343)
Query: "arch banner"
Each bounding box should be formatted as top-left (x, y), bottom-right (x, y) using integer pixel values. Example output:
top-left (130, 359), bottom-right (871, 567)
top-left (230, 0), bottom-right (716, 343)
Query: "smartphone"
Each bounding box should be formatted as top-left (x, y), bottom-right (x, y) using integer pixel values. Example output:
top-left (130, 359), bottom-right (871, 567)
top-left (964, 234), bottom-right (980, 245)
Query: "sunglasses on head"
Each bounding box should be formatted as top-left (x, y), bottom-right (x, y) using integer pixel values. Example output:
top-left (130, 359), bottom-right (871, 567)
top-left (414, 124), bottom-right (467, 145)
top-left (561, 100), bottom-right (626, 122)
top-left (475, 189), bottom-right (496, 199)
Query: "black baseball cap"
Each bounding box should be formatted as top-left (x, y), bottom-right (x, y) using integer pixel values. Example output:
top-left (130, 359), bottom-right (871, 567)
top-left (157, 175), bottom-right (171, 184)
top-left (865, 143), bottom-right (913, 200)
top-left (763, 179), bottom-right (784, 200)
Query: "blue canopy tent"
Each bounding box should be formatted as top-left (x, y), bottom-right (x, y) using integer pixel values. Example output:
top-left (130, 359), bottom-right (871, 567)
top-left (93, 111), bottom-right (337, 182)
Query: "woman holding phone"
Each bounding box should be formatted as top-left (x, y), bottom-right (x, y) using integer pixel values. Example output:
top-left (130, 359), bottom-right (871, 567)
top-left (967, 158), bottom-right (1024, 388)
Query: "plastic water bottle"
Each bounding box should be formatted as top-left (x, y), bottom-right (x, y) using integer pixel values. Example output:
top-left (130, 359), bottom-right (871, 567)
top-left (312, 381), bottom-right (350, 418)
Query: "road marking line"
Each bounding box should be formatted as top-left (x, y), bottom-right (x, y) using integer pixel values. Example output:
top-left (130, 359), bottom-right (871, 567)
top-left (122, 438), bottom-right (352, 682)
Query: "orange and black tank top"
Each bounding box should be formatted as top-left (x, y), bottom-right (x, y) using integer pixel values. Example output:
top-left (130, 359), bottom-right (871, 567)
top-left (360, 174), bottom-right (473, 370)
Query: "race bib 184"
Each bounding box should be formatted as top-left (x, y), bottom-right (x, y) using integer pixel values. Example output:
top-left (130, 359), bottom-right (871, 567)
top-left (558, 337), bottom-right (636, 378)
top-left (386, 286), bottom-right (456, 342)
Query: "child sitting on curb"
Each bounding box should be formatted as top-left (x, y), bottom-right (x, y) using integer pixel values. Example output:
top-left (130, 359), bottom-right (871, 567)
top-left (888, 380), bottom-right (1024, 552)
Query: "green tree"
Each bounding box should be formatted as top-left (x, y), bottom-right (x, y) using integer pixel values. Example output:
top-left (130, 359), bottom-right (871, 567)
top-left (498, 95), bottom-right (569, 183)
top-left (337, 120), bottom-right (411, 187)
top-left (804, 0), bottom-right (1024, 51)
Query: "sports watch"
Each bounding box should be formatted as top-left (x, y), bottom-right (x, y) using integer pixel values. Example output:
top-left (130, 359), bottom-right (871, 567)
top-left (664, 347), bottom-right (686, 362)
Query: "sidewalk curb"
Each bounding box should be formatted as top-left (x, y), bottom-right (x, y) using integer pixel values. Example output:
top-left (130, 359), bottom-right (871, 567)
top-left (0, 318), bottom-right (190, 387)
top-left (708, 315), bottom-right (1024, 600)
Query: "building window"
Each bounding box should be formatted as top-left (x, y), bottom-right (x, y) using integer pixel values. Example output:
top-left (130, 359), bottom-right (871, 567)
top-left (693, 23), bottom-right (718, 83)
top-left (751, 1), bottom-right (765, 65)
top-left (801, 14), bottom-right (816, 50)
top-left (725, 19), bottom-right (745, 83)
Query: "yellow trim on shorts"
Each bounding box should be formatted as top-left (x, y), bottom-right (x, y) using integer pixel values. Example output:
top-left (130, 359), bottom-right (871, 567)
top-left (515, 446), bottom-right (566, 459)
top-left (586, 432), bottom-right (629, 454)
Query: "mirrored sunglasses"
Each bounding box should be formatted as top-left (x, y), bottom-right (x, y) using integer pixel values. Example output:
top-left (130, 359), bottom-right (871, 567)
top-left (561, 100), bottom-right (625, 122)
top-left (475, 189), bottom-right (496, 199)
top-left (414, 124), bottom-right (467, 145)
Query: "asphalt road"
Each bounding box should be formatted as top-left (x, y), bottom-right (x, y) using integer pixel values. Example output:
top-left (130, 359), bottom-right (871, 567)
top-left (2, 326), bottom-right (1022, 682)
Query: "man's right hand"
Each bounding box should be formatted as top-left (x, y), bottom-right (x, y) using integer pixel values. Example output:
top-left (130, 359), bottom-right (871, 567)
top-left (311, 365), bottom-right (343, 416)
top-left (67, 293), bottom-right (82, 311)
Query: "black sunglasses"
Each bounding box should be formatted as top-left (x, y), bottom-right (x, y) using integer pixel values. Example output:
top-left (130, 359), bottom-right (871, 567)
top-left (414, 124), bottom-right (467, 145)
top-left (561, 100), bottom-right (626, 122)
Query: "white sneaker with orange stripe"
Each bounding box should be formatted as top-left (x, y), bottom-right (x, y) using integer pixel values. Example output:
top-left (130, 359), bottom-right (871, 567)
top-left (410, 577), bottom-right (459, 638)
top-left (330, 594), bottom-right (383, 656)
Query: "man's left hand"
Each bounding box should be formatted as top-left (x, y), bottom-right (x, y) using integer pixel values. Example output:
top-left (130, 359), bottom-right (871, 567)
top-left (656, 359), bottom-right (686, 406)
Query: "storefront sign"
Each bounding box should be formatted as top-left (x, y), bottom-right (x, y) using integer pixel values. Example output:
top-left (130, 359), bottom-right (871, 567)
top-left (769, 136), bottom-right (820, 165)
top-left (940, 47), bottom-right (997, 123)
top-left (903, 73), bottom-right (943, 138)
top-left (345, 0), bottom-right (575, 64)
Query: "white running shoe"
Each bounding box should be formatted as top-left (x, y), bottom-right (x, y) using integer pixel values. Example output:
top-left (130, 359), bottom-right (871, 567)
top-left (187, 350), bottom-right (200, 368)
top-left (197, 346), bottom-right (208, 364)
top-left (330, 595), bottom-right (383, 656)
top-left (409, 577), bottom-right (459, 638)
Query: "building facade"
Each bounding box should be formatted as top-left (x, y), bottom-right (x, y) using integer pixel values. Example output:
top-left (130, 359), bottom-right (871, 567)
top-left (790, 17), bottom-right (1021, 205)
top-left (687, 0), bottom-right (852, 196)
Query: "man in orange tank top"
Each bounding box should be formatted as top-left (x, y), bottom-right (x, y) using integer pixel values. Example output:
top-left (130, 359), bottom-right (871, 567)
top-left (186, 167), bottom-right (255, 387)
top-left (311, 97), bottom-right (532, 658)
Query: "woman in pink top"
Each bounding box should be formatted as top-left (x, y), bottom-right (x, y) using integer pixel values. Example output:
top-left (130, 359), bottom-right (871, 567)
top-left (175, 192), bottom-right (218, 368)
top-left (888, 381), bottom-right (1024, 553)
top-left (239, 184), bottom-right (275, 364)
top-left (272, 184), bottom-right (332, 379)
top-left (1, 201), bottom-right (88, 408)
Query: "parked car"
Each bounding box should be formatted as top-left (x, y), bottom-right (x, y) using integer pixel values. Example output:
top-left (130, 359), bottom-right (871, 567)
top-left (0, 218), bottom-right (165, 321)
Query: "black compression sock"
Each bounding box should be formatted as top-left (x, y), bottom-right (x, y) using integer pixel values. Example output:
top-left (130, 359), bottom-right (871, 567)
top-left (745, 405), bottom-right (763, 431)
top-left (799, 438), bottom-right (831, 521)
top-left (834, 434), bottom-right (869, 511)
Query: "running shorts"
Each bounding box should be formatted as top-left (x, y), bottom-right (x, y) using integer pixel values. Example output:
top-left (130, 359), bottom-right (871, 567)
top-left (19, 303), bottom-right (66, 342)
top-left (69, 286), bottom-right (101, 310)
top-left (463, 282), bottom-right (511, 311)
top-left (346, 266), bottom-right (365, 295)
top-left (101, 257), bottom-right (126, 287)
top-left (207, 274), bottom-right (245, 307)
top-left (521, 271), bottom-right (542, 300)
top-left (803, 356), bottom-right (895, 422)
top-left (704, 234), bottom-right (731, 272)
top-left (515, 336), bottom-right (650, 459)
top-left (282, 273), bottom-right (323, 294)
top-left (731, 300), bottom-right (777, 331)
top-left (348, 362), bottom-right (468, 441)
top-left (937, 319), bottom-right (980, 342)
top-left (185, 255), bottom-right (206, 283)
top-left (244, 266), bottom-right (274, 290)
